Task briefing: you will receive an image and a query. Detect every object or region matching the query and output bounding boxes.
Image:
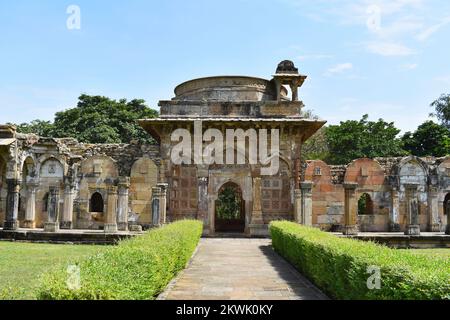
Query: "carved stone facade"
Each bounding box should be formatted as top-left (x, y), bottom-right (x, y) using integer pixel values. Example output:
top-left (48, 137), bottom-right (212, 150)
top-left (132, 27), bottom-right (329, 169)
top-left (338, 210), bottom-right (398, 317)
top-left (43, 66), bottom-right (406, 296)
top-left (0, 126), bottom-right (161, 232)
top-left (1, 61), bottom-right (449, 236)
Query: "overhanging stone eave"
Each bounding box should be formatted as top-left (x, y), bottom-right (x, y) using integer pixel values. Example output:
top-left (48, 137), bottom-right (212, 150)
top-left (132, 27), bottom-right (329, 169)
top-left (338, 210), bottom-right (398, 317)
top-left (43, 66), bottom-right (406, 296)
top-left (138, 118), bottom-right (326, 143)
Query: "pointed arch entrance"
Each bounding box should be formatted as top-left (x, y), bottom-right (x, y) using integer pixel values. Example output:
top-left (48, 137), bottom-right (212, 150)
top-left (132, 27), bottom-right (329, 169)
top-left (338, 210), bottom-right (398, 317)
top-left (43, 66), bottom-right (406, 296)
top-left (445, 193), bottom-right (450, 217)
top-left (215, 182), bottom-right (245, 233)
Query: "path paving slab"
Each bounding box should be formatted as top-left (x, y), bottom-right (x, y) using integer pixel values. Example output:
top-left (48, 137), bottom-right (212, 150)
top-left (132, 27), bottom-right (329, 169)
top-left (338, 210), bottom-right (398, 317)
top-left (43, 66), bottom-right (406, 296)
top-left (160, 238), bottom-right (328, 300)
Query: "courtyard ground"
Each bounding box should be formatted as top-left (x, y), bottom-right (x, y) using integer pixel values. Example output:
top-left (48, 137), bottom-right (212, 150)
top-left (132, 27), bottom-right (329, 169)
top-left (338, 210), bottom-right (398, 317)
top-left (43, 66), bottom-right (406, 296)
top-left (159, 238), bottom-right (328, 300)
top-left (0, 241), bottom-right (105, 300)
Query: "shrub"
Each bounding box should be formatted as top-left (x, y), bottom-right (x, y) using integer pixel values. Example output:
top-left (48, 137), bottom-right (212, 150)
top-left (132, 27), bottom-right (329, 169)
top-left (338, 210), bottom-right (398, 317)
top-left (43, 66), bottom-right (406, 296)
top-left (270, 221), bottom-right (450, 300)
top-left (36, 220), bottom-right (203, 300)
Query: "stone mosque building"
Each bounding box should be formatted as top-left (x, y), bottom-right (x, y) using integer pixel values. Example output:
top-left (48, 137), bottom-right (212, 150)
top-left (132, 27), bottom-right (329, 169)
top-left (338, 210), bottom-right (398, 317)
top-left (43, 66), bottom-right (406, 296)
top-left (0, 61), bottom-right (449, 237)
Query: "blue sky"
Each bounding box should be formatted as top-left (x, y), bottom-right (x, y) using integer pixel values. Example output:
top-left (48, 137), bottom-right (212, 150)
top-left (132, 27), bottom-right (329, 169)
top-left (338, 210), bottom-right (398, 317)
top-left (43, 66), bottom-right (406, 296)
top-left (0, 0), bottom-right (449, 133)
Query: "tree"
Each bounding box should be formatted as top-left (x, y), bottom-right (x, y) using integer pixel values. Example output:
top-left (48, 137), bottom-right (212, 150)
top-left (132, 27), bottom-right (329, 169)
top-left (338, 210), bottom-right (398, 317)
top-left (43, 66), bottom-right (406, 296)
top-left (14, 94), bottom-right (159, 144)
top-left (12, 120), bottom-right (54, 137)
top-left (431, 94), bottom-right (450, 129)
top-left (325, 115), bottom-right (406, 165)
top-left (402, 121), bottom-right (450, 157)
top-left (302, 127), bottom-right (330, 161)
top-left (301, 109), bottom-right (330, 161)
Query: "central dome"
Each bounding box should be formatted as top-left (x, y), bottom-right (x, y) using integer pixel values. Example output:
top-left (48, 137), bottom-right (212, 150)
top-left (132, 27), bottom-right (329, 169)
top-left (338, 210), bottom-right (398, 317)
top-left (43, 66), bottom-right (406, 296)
top-left (174, 76), bottom-right (288, 102)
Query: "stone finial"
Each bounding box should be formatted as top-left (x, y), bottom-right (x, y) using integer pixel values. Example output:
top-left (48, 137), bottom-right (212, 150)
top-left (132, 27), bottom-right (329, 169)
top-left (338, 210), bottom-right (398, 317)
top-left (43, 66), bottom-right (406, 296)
top-left (276, 60), bottom-right (299, 75)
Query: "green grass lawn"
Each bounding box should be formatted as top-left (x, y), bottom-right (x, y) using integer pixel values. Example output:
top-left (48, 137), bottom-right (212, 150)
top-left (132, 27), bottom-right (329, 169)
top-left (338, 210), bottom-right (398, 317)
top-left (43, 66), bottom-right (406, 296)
top-left (0, 241), bottom-right (106, 300)
top-left (404, 248), bottom-right (450, 259)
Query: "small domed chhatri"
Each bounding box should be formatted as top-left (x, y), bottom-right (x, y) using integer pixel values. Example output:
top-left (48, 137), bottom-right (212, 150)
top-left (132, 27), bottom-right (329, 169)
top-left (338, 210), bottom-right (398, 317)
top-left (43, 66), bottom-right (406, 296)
top-left (276, 60), bottom-right (299, 74)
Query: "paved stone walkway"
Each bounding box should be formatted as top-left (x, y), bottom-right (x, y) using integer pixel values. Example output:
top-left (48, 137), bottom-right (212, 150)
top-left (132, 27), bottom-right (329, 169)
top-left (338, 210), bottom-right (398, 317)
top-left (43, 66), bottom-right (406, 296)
top-left (159, 238), bottom-right (328, 300)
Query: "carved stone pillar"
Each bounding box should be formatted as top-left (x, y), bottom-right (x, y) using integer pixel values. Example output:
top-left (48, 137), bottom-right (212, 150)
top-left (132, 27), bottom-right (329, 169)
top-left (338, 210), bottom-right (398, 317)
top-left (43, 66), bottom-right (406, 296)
top-left (104, 185), bottom-right (118, 233)
top-left (343, 182), bottom-right (358, 235)
top-left (157, 183), bottom-right (168, 225)
top-left (445, 200), bottom-right (450, 235)
top-left (117, 177), bottom-right (130, 231)
top-left (427, 187), bottom-right (440, 232)
top-left (404, 184), bottom-right (420, 235)
top-left (23, 180), bottom-right (38, 229)
top-left (44, 186), bottom-right (60, 232)
top-left (250, 177), bottom-right (263, 225)
top-left (151, 186), bottom-right (161, 227)
top-left (197, 177), bottom-right (208, 226)
top-left (60, 179), bottom-right (75, 229)
top-left (294, 189), bottom-right (302, 223)
top-left (389, 187), bottom-right (400, 231)
top-left (301, 181), bottom-right (313, 227)
top-left (4, 179), bottom-right (20, 230)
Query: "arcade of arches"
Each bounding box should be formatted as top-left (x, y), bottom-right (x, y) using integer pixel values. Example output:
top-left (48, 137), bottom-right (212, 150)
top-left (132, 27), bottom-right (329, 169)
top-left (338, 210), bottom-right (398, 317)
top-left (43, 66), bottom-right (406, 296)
top-left (1, 61), bottom-right (450, 236)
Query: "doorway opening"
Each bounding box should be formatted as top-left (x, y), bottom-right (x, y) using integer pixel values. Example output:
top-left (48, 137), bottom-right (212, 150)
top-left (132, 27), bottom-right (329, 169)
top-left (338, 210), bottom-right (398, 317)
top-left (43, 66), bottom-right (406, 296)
top-left (215, 182), bottom-right (245, 233)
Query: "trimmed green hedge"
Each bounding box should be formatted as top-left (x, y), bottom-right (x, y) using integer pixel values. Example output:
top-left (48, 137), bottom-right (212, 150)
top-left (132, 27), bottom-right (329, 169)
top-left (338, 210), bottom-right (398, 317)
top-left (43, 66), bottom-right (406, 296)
top-left (270, 221), bottom-right (450, 300)
top-left (36, 220), bottom-right (203, 300)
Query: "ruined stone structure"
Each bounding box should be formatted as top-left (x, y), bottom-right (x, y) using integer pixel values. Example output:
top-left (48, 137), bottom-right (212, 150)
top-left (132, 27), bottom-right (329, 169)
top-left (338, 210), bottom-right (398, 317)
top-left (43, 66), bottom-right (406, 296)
top-left (0, 125), bottom-right (161, 231)
top-left (1, 61), bottom-right (449, 236)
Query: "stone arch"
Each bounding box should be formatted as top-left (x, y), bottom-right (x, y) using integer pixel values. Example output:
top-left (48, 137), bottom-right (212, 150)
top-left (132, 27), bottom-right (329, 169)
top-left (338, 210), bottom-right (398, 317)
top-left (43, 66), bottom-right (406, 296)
top-left (36, 154), bottom-right (67, 179)
top-left (305, 160), bottom-right (332, 185)
top-left (215, 181), bottom-right (245, 233)
top-left (90, 192), bottom-right (104, 213)
top-left (396, 156), bottom-right (428, 188)
top-left (38, 157), bottom-right (64, 181)
top-left (80, 155), bottom-right (119, 179)
top-left (344, 158), bottom-right (385, 187)
top-left (129, 157), bottom-right (159, 225)
top-left (437, 157), bottom-right (450, 189)
top-left (358, 193), bottom-right (374, 215)
top-left (18, 156), bottom-right (36, 223)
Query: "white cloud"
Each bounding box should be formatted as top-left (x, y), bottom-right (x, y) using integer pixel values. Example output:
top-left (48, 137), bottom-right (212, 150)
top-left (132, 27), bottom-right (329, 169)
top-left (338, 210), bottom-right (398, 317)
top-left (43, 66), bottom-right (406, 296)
top-left (417, 16), bottom-right (450, 41)
top-left (365, 41), bottom-right (416, 56)
top-left (400, 63), bottom-right (418, 70)
top-left (283, 0), bottom-right (450, 56)
top-left (325, 63), bottom-right (353, 75)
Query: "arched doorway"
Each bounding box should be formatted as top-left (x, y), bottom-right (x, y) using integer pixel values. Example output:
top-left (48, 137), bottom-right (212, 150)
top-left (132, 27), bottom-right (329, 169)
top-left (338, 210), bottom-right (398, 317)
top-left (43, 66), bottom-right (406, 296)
top-left (215, 182), bottom-right (245, 233)
top-left (445, 193), bottom-right (450, 217)
top-left (358, 193), bottom-right (374, 215)
top-left (90, 192), bottom-right (104, 213)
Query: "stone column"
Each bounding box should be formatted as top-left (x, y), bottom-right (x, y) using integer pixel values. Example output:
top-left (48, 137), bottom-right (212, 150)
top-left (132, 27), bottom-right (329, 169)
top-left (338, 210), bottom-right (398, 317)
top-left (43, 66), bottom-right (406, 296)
top-left (104, 185), bottom-right (118, 233)
top-left (294, 189), bottom-right (302, 223)
top-left (427, 187), bottom-right (440, 232)
top-left (44, 186), bottom-right (60, 232)
top-left (445, 200), bottom-right (450, 235)
top-left (151, 186), bottom-right (161, 227)
top-left (404, 184), bottom-right (420, 235)
top-left (250, 177), bottom-right (263, 225)
top-left (4, 179), bottom-right (20, 230)
top-left (343, 182), bottom-right (358, 235)
top-left (301, 181), bottom-right (313, 226)
top-left (117, 177), bottom-right (130, 231)
top-left (389, 187), bottom-right (400, 231)
top-left (23, 180), bottom-right (39, 229)
top-left (60, 179), bottom-right (75, 229)
top-left (157, 183), bottom-right (168, 225)
top-left (197, 177), bottom-right (209, 225)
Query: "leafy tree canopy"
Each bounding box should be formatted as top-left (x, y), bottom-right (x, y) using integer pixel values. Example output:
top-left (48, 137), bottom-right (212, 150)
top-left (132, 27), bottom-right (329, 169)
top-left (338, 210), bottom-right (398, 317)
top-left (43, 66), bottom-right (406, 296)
top-left (402, 121), bottom-right (450, 157)
top-left (431, 94), bottom-right (450, 129)
top-left (13, 94), bottom-right (158, 144)
top-left (324, 115), bottom-right (406, 165)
